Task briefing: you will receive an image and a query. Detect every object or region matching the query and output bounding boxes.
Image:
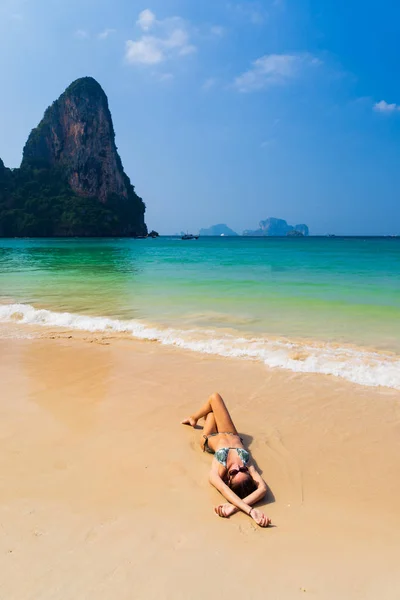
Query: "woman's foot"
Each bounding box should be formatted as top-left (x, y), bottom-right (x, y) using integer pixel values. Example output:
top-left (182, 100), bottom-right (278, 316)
top-left (181, 416), bottom-right (197, 427)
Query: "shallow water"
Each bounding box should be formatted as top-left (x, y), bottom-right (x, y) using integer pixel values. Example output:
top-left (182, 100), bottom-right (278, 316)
top-left (1, 237), bottom-right (400, 388)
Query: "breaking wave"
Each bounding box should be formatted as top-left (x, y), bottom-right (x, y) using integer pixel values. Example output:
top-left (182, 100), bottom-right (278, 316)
top-left (1, 303), bottom-right (400, 390)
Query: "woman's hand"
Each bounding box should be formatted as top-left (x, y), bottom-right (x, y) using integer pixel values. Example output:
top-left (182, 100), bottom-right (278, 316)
top-left (249, 508), bottom-right (271, 527)
top-left (214, 503), bottom-right (236, 518)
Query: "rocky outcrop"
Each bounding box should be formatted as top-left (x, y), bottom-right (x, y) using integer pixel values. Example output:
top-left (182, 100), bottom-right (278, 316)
top-left (199, 223), bottom-right (238, 236)
top-left (0, 158), bottom-right (11, 183)
top-left (0, 77), bottom-right (146, 237)
top-left (294, 224), bottom-right (309, 236)
top-left (0, 158), bottom-right (12, 203)
top-left (22, 78), bottom-right (136, 204)
top-left (243, 218), bottom-right (309, 237)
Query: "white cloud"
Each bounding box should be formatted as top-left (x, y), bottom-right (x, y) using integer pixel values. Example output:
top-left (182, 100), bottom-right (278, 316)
top-left (373, 100), bottom-right (400, 113)
top-left (137, 9), bottom-right (156, 31)
top-left (234, 53), bottom-right (320, 92)
top-left (249, 10), bottom-right (265, 24)
top-left (98, 28), bottom-right (116, 40)
top-left (159, 73), bottom-right (174, 82)
top-left (202, 77), bottom-right (217, 90)
top-left (211, 25), bottom-right (225, 37)
top-left (179, 43), bottom-right (196, 56)
top-left (126, 37), bottom-right (163, 64)
top-left (1, 0), bottom-right (25, 21)
top-left (75, 29), bottom-right (89, 39)
top-left (261, 139), bottom-right (275, 148)
top-left (126, 11), bottom-right (196, 65)
top-left (228, 2), bottom-right (268, 25)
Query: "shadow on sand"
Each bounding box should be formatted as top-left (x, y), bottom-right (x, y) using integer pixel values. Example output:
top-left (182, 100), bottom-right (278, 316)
top-left (193, 425), bottom-right (276, 508)
top-left (240, 432), bottom-right (275, 507)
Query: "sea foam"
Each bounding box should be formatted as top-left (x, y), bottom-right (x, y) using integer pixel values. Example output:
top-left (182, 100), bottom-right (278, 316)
top-left (1, 303), bottom-right (400, 390)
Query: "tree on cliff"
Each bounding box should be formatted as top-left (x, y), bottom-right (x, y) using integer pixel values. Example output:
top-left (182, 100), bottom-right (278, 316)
top-left (0, 77), bottom-right (147, 237)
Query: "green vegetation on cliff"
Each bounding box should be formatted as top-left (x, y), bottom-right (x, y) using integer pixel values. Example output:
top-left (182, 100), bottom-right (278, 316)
top-left (0, 77), bottom-right (147, 237)
top-left (0, 161), bottom-right (145, 237)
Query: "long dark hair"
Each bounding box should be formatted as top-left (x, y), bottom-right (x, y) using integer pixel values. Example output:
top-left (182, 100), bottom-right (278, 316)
top-left (230, 474), bottom-right (257, 499)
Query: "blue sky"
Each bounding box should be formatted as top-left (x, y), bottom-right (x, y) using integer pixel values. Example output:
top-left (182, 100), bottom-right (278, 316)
top-left (0, 0), bottom-right (399, 235)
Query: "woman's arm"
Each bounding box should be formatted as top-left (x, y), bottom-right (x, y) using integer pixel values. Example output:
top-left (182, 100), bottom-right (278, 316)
top-left (224, 465), bottom-right (268, 515)
top-left (210, 470), bottom-right (270, 527)
top-left (209, 471), bottom-right (253, 515)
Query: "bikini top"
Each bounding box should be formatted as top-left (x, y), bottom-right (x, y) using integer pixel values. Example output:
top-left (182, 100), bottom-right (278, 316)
top-left (214, 447), bottom-right (250, 468)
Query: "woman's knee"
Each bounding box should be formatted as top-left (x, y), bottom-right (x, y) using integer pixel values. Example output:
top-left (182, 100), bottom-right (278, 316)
top-left (209, 391), bottom-right (223, 405)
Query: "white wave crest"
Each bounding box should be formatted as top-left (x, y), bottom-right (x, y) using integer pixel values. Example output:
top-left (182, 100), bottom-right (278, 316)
top-left (1, 303), bottom-right (400, 390)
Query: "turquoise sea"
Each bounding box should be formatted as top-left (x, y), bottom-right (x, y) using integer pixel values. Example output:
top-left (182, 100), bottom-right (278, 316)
top-left (1, 237), bottom-right (400, 389)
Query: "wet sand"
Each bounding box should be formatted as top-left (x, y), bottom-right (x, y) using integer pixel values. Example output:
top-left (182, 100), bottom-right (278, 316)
top-left (1, 330), bottom-right (400, 599)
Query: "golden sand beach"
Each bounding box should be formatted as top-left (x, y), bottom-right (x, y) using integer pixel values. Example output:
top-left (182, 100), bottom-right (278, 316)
top-left (1, 327), bottom-right (400, 599)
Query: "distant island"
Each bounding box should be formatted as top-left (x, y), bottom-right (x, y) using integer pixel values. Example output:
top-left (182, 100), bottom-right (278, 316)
top-left (0, 77), bottom-right (147, 237)
top-left (199, 224), bottom-right (238, 236)
top-left (177, 219), bottom-right (309, 237)
top-left (243, 218), bottom-right (309, 237)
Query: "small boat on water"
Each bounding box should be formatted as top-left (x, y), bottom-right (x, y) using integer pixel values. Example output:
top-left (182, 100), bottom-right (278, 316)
top-left (181, 233), bottom-right (199, 240)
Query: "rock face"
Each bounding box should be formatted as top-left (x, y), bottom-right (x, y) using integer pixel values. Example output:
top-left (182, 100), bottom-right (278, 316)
top-left (0, 77), bottom-right (146, 237)
top-left (243, 218), bottom-right (309, 237)
top-left (0, 158), bottom-right (12, 202)
top-left (294, 223), bottom-right (309, 236)
top-left (22, 78), bottom-right (133, 204)
top-left (199, 223), bottom-right (238, 236)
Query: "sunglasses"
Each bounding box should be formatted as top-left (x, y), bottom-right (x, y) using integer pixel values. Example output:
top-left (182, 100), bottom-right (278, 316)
top-left (228, 466), bottom-right (249, 479)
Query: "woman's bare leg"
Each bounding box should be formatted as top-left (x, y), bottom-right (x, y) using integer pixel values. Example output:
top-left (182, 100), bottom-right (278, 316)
top-left (181, 392), bottom-right (238, 434)
top-left (203, 412), bottom-right (217, 436)
top-left (200, 412), bottom-right (217, 450)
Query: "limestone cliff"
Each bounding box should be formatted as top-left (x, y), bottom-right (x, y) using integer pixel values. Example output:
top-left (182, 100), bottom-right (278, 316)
top-left (0, 77), bottom-right (146, 237)
top-left (199, 224), bottom-right (238, 236)
top-left (0, 158), bottom-right (12, 205)
top-left (22, 77), bottom-right (138, 204)
top-left (294, 223), bottom-right (309, 236)
top-left (243, 218), bottom-right (309, 237)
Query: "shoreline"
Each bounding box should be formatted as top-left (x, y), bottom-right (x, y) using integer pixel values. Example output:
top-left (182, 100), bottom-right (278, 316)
top-left (1, 302), bottom-right (400, 391)
top-left (1, 332), bottom-right (399, 598)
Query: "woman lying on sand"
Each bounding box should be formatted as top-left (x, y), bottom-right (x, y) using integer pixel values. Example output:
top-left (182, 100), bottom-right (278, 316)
top-left (182, 392), bottom-right (271, 528)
